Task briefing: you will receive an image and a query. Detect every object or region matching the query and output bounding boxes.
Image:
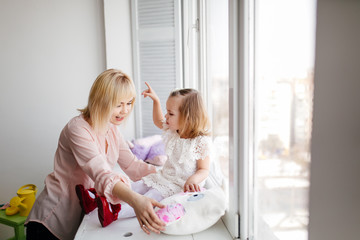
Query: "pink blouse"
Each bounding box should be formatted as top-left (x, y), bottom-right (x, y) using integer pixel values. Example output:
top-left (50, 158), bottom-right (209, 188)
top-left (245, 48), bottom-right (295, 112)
top-left (25, 115), bottom-right (156, 239)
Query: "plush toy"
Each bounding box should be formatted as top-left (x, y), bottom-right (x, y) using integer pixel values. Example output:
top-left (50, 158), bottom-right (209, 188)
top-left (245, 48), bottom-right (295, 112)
top-left (127, 135), bottom-right (167, 166)
top-left (155, 186), bottom-right (227, 235)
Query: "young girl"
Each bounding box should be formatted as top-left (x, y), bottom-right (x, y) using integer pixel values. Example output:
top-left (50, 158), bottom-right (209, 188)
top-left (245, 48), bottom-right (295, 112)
top-left (139, 82), bottom-right (211, 196)
top-left (79, 82), bottom-right (212, 227)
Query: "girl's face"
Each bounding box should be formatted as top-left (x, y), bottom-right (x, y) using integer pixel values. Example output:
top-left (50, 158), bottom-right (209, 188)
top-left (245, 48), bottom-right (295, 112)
top-left (165, 96), bottom-right (182, 132)
top-left (110, 97), bottom-right (134, 126)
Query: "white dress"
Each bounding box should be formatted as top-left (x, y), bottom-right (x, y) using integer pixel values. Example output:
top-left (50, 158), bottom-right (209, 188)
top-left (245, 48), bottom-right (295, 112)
top-left (142, 127), bottom-right (212, 198)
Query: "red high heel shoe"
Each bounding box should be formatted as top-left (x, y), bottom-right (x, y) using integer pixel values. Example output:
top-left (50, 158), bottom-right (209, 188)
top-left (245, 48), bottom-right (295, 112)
top-left (75, 184), bottom-right (99, 214)
top-left (97, 196), bottom-right (121, 227)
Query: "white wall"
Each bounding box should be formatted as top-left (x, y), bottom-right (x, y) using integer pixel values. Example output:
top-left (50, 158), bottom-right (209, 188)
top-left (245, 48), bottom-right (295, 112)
top-left (308, 0), bottom-right (360, 239)
top-left (0, 0), bottom-right (132, 238)
top-left (103, 0), bottom-right (136, 140)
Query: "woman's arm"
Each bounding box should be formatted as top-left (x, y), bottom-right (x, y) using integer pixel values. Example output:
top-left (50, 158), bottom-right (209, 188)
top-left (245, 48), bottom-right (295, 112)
top-left (184, 156), bottom-right (210, 192)
top-left (68, 118), bottom-right (164, 234)
top-left (141, 82), bottom-right (164, 129)
top-left (112, 181), bottom-right (165, 234)
top-left (117, 141), bottom-right (156, 181)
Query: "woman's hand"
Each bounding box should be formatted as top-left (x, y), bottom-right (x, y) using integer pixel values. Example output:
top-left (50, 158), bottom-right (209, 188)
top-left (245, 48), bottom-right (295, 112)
top-left (132, 195), bottom-right (166, 234)
top-left (141, 82), bottom-right (160, 103)
top-left (112, 181), bottom-right (165, 234)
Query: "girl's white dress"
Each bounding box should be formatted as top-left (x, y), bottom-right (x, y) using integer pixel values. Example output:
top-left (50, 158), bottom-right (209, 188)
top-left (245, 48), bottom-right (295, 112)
top-left (142, 126), bottom-right (212, 198)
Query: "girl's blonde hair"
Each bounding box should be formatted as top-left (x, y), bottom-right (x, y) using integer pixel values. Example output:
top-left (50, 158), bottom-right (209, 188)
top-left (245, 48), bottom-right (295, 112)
top-left (169, 88), bottom-right (210, 138)
top-left (78, 69), bottom-right (136, 133)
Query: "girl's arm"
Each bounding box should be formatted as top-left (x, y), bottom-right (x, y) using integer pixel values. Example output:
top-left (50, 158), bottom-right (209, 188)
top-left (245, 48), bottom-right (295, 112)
top-left (142, 82), bottom-right (164, 129)
top-left (184, 156), bottom-right (210, 192)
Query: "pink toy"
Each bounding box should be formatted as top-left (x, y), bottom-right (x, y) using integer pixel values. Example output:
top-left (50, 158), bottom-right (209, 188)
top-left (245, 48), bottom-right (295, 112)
top-left (156, 203), bottom-right (185, 225)
top-left (154, 187), bottom-right (226, 235)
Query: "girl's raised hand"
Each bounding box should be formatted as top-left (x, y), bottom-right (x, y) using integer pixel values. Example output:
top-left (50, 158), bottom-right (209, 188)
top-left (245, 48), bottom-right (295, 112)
top-left (142, 82), bottom-right (160, 103)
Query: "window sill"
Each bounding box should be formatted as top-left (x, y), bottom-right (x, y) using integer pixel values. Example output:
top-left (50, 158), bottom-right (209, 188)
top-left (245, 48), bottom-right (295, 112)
top-left (75, 210), bottom-right (233, 240)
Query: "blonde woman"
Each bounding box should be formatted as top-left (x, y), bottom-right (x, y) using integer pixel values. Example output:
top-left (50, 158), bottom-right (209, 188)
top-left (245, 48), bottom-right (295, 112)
top-left (25, 69), bottom-right (165, 240)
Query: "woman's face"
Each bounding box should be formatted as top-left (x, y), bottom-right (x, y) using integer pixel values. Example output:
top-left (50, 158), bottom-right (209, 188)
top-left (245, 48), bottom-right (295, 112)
top-left (110, 97), bottom-right (134, 126)
top-left (165, 96), bottom-right (182, 132)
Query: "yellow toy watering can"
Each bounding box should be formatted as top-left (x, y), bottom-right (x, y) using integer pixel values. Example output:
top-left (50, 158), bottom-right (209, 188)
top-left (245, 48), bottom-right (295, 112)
top-left (5, 184), bottom-right (37, 216)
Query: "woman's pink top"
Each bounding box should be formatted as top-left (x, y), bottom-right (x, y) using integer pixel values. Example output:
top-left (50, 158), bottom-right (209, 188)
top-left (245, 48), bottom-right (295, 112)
top-left (25, 115), bottom-right (156, 239)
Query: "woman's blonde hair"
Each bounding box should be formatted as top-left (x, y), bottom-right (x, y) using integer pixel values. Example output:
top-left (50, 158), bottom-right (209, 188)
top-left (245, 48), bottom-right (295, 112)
top-left (169, 88), bottom-right (210, 138)
top-left (78, 69), bottom-right (136, 133)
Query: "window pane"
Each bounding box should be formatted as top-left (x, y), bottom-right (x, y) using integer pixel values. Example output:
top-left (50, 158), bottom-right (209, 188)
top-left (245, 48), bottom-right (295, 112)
top-left (253, 0), bottom-right (316, 240)
top-left (207, 0), bottom-right (229, 181)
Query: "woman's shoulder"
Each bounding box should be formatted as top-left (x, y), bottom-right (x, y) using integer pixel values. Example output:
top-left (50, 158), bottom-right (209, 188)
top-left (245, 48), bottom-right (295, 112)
top-left (64, 115), bottom-right (93, 137)
top-left (66, 115), bottom-right (89, 129)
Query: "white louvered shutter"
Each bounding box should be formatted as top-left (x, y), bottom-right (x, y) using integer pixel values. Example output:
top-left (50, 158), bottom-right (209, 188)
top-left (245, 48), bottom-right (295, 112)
top-left (131, 0), bottom-right (182, 137)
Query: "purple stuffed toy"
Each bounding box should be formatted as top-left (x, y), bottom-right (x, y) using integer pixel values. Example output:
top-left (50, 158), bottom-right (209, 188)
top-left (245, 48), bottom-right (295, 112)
top-left (128, 135), bottom-right (167, 166)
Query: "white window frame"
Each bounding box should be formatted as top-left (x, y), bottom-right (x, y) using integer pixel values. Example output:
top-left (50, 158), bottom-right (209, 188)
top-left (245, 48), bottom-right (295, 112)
top-left (184, 0), bottom-right (253, 239)
top-left (182, 0), bottom-right (210, 109)
top-left (232, 0), bottom-right (255, 239)
top-left (227, 1), bottom-right (254, 238)
top-left (128, 0), bottom-right (251, 238)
